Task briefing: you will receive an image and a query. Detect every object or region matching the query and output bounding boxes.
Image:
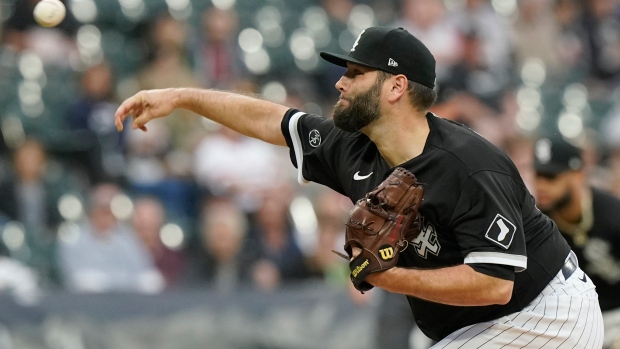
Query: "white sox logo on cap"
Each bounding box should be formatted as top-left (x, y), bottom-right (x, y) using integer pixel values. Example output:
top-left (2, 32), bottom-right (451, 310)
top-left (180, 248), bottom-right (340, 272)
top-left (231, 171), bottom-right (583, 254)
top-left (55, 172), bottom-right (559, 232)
top-left (351, 30), bottom-right (365, 52)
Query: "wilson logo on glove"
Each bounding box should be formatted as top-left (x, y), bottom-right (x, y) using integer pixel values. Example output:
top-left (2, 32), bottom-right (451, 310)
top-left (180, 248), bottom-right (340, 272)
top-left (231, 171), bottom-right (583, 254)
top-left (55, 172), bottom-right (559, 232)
top-left (333, 167), bottom-right (425, 293)
top-left (351, 258), bottom-right (370, 278)
top-left (379, 245), bottom-right (395, 261)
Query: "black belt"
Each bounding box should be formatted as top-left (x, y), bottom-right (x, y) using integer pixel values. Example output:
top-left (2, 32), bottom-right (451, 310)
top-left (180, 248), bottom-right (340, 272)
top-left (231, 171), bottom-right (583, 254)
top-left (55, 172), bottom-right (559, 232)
top-left (561, 252), bottom-right (578, 280)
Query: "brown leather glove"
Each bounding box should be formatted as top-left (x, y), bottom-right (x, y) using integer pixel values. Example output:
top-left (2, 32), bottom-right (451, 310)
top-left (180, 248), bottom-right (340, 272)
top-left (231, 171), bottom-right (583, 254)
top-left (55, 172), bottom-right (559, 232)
top-left (338, 167), bottom-right (424, 292)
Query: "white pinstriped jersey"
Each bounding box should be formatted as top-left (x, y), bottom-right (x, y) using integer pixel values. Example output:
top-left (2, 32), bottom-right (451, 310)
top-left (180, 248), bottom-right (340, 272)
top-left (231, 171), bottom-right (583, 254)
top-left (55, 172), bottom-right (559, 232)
top-left (433, 253), bottom-right (603, 348)
top-left (281, 109), bottom-right (574, 341)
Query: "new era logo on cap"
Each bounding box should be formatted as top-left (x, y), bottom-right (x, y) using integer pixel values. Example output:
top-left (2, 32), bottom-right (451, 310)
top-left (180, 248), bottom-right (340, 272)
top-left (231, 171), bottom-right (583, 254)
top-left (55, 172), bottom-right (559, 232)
top-left (388, 58), bottom-right (398, 67)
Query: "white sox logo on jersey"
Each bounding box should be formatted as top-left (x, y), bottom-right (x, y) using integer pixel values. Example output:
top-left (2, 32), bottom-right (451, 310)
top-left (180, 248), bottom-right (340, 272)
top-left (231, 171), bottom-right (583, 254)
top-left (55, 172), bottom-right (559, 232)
top-left (412, 220), bottom-right (441, 259)
top-left (485, 214), bottom-right (517, 249)
top-left (309, 129), bottom-right (321, 147)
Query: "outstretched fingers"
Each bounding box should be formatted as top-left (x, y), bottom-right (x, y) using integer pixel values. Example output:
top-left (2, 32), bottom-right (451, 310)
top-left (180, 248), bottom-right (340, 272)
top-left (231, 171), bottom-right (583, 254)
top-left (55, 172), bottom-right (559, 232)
top-left (115, 93), bottom-right (148, 132)
top-left (115, 95), bottom-right (139, 132)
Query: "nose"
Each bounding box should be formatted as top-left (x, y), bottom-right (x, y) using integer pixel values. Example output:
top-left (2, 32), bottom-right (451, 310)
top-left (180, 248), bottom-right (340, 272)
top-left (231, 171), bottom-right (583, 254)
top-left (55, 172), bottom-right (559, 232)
top-left (335, 76), bottom-right (348, 93)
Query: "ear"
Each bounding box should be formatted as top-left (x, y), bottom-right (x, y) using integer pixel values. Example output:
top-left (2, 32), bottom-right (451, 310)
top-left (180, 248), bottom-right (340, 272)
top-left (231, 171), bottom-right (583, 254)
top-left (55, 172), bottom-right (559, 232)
top-left (386, 75), bottom-right (409, 103)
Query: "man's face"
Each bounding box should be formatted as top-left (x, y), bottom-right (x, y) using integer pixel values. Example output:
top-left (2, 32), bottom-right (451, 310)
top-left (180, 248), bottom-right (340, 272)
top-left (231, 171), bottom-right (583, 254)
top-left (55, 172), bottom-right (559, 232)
top-left (333, 66), bottom-right (384, 132)
top-left (533, 172), bottom-right (575, 213)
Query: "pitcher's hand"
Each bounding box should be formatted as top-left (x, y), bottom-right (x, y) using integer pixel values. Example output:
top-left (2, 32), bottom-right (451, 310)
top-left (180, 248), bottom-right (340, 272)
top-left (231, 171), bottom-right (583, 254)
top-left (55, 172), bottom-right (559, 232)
top-left (115, 89), bottom-right (177, 132)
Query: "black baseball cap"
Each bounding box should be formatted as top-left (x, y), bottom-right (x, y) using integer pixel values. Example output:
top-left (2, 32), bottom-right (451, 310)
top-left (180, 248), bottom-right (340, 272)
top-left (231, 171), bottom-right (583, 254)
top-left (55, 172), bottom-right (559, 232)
top-left (320, 27), bottom-right (436, 89)
top-left (533, 137), bottom-right (583, 176)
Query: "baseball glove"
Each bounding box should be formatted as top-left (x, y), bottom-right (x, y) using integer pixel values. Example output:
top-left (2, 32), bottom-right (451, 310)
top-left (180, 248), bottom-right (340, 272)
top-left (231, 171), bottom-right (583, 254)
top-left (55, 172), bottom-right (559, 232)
top-left (335, 167), bottom-right (424, 292)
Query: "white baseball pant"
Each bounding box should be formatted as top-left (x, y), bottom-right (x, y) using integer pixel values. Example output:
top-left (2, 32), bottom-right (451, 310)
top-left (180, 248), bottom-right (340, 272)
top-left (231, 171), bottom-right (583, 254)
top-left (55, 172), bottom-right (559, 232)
top-left (432, 252), bottom-right (604, 349)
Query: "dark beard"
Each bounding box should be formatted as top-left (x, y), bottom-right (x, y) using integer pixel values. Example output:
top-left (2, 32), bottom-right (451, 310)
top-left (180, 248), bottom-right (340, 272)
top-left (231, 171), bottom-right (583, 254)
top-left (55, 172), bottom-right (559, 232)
top-left (333, 79), bottom-right (382, 132)
top-left (541, 189), bottom-right (573, 214)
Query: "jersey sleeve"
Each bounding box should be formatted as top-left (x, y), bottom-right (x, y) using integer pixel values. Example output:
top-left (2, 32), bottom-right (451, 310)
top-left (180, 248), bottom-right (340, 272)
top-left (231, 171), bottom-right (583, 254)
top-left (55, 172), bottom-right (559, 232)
top-left (280, 109), bottom-right (346, 194)
top-left (449, 170), bottom-right (528, 273)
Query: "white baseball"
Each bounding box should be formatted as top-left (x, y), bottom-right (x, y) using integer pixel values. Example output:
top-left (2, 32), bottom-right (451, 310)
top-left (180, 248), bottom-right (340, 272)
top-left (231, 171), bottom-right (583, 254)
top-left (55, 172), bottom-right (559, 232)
top-left (33, 0), bottom-right (67, 28)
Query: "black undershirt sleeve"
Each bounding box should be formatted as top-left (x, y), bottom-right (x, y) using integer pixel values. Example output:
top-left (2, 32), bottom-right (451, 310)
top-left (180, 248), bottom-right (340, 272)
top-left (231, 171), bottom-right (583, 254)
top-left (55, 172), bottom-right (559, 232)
top-left (469, 263), bottom-right (515, 281)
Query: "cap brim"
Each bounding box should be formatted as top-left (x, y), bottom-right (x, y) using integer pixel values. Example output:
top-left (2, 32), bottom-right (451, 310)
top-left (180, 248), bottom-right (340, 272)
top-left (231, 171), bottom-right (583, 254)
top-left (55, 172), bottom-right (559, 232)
top-left (320, 51), bottom-right (376, 70)
top-left (533, 163), bottom-right (568, 176)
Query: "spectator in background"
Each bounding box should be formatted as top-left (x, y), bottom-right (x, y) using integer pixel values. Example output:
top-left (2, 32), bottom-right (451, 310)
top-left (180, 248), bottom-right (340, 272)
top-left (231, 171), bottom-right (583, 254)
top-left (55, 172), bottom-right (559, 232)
top-left (512, 0), bottom-right (565, 77)
top-left (123, 117), bottom-right (171, 186)
top-left (322, 0), bottom-right (354, 26)
top-left (248, 184), bottom-right (311, 288)
top-left (432, 28), bottom-right (513, 147)
top-left (192, 126), bottom-right (289, 212)
top-left (553, 0), bottom-right (588, 74)
top-left (441, 1), bottom-right (513, 113)
top-left (0, 139), bottom-right (75, 285)
top-left (448, 0), bottom-right (512, 73)
top-left (132, 196), bottom-right (186, 288)
top-left (306, 189), bottom-right (349, 286)
top-left (135, 13), bottom-right (204, 154)
top-left (193, 6), bottom-right (245, 90)
top-left (184, 197), bottom-right (255, 292)
top-left (58, 183), bottom-right (164, 293)
top-left (315, 0), bottom-right (356, 101)
top-left (123, 115), bottom-right (199, 221)
top-left (66, 62), bottom-right (125, 184)
top-left (600, 103), bottom-right (620, 197)
top-left (531, 137), bottom-right (620, 348)
top-left (436, 28), bottom-right (510, 112)
top-left (581, 0), bottom-right (620, 88)
top-left (121, 14), bottom-right (203, 221)
top-left (137, 12), bottom-right (196, 91)
top-left (0, 139), bottom-right (68, 232)
top-left (393, 0), bottom-right (462, 80)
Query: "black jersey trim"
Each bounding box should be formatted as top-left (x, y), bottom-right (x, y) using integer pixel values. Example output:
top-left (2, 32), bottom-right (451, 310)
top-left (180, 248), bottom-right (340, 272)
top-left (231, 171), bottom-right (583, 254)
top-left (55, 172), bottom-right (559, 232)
top-left (288, 111), bottom-right (310, 185)
top-left (464, 251), bottom-right (527, 272)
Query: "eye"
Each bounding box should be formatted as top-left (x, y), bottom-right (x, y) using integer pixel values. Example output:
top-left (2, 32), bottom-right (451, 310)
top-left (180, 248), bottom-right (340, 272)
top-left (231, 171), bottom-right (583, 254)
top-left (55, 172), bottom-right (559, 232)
top-left (344, 69), bottom-right (361, 79)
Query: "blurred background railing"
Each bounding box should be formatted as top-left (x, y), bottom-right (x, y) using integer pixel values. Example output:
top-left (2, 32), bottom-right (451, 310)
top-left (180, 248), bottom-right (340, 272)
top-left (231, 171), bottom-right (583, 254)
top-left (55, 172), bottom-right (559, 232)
top-left (0, 282), bottom-right (377, 349)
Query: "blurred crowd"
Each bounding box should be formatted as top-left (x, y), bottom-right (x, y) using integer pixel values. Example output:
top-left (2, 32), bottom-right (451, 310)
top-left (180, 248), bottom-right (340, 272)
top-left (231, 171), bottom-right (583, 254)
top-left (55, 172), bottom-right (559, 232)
top-left (0, 0), bottom-right (619, 302)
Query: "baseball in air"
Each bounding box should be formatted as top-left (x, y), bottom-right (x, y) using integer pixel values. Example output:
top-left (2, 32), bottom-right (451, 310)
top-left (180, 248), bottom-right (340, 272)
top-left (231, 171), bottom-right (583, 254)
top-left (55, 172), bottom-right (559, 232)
top-left (33, 0), bottom-right (66, 28)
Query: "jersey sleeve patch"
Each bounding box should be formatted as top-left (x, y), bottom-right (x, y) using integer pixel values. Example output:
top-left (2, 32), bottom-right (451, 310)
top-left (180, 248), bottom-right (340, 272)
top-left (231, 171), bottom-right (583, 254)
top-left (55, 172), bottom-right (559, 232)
top-left (308, 129), bottom-right (321, 147)
top-left (287, 111), bottom-right (310, 185)
top-left (484, 214), bottom-right (517, 249)
top-left (464, 251), bottom-right (527, 272)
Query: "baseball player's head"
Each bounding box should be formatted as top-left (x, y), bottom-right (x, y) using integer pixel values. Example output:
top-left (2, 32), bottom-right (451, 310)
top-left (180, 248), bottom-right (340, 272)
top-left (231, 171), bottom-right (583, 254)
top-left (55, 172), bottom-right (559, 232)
top-left (532, 137), bottom-right (584, 212)
top-left (320, 27), bottom-right (437, 132)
